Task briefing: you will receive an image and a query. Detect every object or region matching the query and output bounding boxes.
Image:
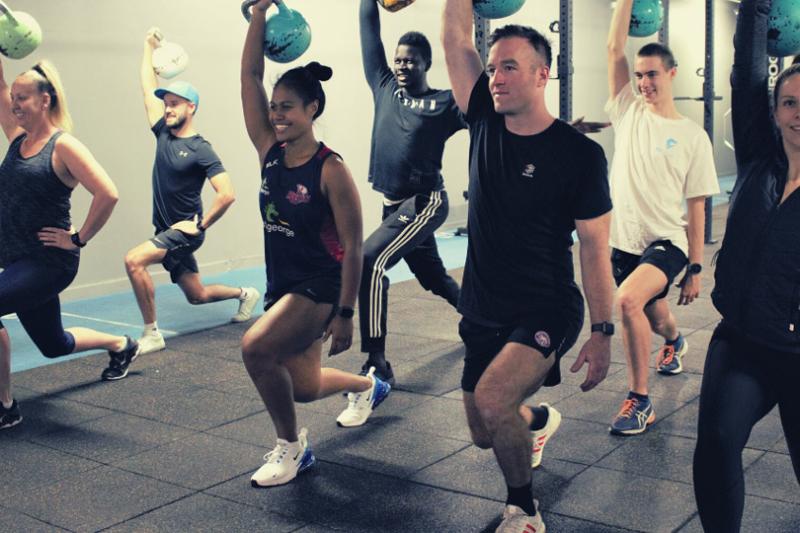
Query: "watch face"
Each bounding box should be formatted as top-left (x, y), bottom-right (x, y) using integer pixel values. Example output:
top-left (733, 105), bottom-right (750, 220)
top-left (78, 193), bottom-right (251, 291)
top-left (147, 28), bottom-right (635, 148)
top-left (689, 264), bottom-right (702, 274)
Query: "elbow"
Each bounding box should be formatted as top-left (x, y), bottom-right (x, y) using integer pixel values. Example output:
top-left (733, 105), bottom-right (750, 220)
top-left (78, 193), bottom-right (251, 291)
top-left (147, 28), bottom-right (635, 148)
top-left (223, 193), bottom-right (236, 209)
top-left (607, 43), bottom-right (624, 60)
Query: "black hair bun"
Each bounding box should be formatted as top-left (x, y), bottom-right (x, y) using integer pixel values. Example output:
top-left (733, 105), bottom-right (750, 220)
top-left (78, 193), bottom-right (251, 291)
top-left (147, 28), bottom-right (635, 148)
top-left (305, 61), bottom-right (333, 82)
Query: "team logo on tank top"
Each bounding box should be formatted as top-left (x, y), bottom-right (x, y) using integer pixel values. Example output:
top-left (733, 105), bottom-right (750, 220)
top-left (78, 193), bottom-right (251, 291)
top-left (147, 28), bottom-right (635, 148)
top-left (286, 184), bottom-right (311, 205)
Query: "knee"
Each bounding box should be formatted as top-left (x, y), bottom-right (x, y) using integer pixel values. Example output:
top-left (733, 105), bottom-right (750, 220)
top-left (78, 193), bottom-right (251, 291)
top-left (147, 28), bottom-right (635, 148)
top-left (470, 430), bottom-right (493, 449)
top-left (39, 339), bottom-right (73, 359)
top-left (186, 290), bottom-right (208, 305)
top-left (293, 384), bottom-right (321, 403)
top-left (124, 252), bottom-right (143, 274)
top-left (617, 291), bottom-right (643, 320)
top-left (474, 389), bottom-right (512, 434)
top-left (241, 332), bottom-right (271, 370)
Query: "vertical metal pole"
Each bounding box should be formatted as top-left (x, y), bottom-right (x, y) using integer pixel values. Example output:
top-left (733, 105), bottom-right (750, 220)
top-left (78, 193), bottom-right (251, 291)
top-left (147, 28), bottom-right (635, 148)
top-left (658, 0), bottom-right (669, 45)
top-left (558, 0), bottom-right (573, 121)
top-left (474, 13), bottom-right (490, 66)
top-left (703, 0), bottom-right (715, 243)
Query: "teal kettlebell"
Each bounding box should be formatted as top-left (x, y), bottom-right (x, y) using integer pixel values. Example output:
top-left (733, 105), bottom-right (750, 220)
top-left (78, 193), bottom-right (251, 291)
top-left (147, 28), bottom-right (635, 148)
top-left (473, 0), bottom-right (526, 20)
top-left (0, 1), bottom-right (41, 60)
top-left (629, 0), bottom-right (664, 38)
top-left (768, 0), bottom-right (800, 57)
top-left (241, 0), bottom-right (311, 64)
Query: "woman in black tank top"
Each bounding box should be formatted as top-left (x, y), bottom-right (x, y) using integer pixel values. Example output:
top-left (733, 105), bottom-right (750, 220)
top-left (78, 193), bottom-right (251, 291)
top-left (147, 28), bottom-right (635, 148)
top-left (0, 59), bottom-right (139, 430)
top-left (240, 0), bottom-right (391, 489)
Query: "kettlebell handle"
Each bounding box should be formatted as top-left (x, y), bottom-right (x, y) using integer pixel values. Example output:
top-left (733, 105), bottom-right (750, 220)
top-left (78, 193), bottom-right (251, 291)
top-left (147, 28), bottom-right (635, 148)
top-left (0, 1), bottom-right (18, 24)
top-left (241, 0), bottom-right (289, 23)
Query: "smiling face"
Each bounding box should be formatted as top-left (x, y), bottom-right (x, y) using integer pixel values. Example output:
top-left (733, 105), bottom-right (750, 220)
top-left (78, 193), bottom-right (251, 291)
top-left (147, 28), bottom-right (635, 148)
top-left (10, 74), bottom-right (49, 130)
top-left (393, 44), bottom-right (428, 92)
top-left (486, 36), bottom-right (549, 116)
top-left (633, 54), bottom-right (676, 105)
top-left (775, 73), bottom-right (800, 152)
top-left (269, 83), bottom-right (318, 143)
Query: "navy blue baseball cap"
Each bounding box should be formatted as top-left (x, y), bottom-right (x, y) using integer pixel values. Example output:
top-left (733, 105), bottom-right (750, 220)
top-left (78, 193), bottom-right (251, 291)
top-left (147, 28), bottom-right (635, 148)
top-left (154, 80), bottom-right (199, 109)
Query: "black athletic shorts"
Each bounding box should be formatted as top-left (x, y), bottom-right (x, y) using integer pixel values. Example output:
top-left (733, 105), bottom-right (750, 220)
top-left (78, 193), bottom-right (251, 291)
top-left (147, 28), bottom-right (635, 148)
top-left (151, 228), bottom-right (205, 283)
top-left (611, 240), bottom-right (688, 305)
top-left (459, 310), bottom-right (583, 392)
top-left (264, 276), bottom-right (342, 328)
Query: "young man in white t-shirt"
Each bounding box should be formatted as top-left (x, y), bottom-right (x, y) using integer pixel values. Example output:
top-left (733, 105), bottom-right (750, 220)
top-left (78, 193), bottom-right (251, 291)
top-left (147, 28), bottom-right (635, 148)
top-left (606, 0), bottom-right (720, 435)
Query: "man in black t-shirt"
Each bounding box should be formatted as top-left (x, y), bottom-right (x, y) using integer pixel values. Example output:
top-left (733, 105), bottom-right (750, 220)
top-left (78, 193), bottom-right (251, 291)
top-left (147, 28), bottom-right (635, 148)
top-left (356, 0), bottom-right (466, 386)
top-left (124, 29), bottom-right (260, 355)
top-left (442, 3), bottom-right (615, 531)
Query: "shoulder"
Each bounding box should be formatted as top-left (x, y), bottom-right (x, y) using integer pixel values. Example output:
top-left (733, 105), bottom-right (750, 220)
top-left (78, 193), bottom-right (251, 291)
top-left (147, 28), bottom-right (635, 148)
top-left (54, 132), bottom-right (89, 156)
top-left (553, 120), bottom-right (606, 157)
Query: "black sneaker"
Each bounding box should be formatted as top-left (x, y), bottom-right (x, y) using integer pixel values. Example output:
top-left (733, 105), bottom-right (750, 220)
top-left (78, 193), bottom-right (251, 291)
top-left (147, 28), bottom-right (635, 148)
top-left (101, 336), bottom-right (139, 381)
top-left (360, 360), bottom-right (395, 387)
top-left (0, 399), bottom-right (22, 429)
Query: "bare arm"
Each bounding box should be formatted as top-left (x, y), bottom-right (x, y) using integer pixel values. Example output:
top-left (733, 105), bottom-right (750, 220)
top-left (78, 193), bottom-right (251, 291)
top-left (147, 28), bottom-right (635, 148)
top-left (607, 0), bottom-right (633, 99)
top-left (441, 0), bottom-right (484, 113)
top-left (200, 172), bottom-right (236, 230)
top-left (38, 135), bottom-right (119, 250)
top-left (241, 0), bottom-right (277, 164)
top-left (571, 212), bottom-right (614, 392)
top-left (141, 29), bottom-right (164, 128)
top-left (322, 156), bottom-right (363, 356)
top-left (0, 58), bottom-right (23, 142)
top-left (676, 196), bottom-right (706, 305)
top-left (359, 0), bottom-right (390, 88)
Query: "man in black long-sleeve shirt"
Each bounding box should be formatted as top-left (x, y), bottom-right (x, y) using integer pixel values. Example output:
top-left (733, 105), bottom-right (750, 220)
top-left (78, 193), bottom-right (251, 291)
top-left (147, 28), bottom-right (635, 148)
top-left (356, 0), bottom-right (465, 385)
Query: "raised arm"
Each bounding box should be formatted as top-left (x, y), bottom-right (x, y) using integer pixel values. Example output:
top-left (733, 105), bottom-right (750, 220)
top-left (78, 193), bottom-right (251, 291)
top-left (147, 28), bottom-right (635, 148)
top-left (0, 59), bottom-right (23, 142)
top-left (241, 0), bottom-right (277, 164)
top-left (140, 28), bottom-right (165, 128)
top-left (360, 0), bottom-right (391, 89)
top-left (441, 0), bottom-right (484, 113)
top-left (731, 0), bottom-right (776, 165)
top-left (607, 0), bottom-right (632, 99)
top-left (321, 156), bottom-right (363, 357)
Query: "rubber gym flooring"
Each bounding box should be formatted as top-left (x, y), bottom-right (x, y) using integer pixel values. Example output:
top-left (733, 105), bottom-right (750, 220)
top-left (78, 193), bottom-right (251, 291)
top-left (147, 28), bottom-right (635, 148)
top-left (3, 181), bottom-right (798, 532)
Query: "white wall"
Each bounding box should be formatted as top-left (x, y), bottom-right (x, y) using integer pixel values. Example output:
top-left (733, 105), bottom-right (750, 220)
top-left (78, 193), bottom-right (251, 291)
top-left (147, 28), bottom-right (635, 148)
top-left (3, 0), bottom-right (736, 300)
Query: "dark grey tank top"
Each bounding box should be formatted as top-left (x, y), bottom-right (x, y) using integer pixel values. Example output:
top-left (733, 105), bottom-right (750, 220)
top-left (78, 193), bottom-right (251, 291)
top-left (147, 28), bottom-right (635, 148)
top-left (0, 131), bottom-right (79, 269)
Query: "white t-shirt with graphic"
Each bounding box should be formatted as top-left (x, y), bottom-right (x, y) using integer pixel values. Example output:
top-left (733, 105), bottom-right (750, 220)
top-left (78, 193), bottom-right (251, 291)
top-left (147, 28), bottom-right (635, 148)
top-left (605, 84), bottom-right (720, 256)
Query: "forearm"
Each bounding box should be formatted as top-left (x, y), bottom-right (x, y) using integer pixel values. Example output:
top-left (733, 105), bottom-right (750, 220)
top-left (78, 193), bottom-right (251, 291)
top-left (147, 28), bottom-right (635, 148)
top-left (76, 191), bottom-right (118, 243)
top-left (200, 194), bottom-right (235, 230)
top-left (140, 43), bottom-right (158, 95)
top-left (338, 244), bottom-right (363, 309)
top-left (242, 5), bottom-right (267, 82)
top-left (607, 0), bottom-right (632, 55)
top-left (579, 242), bottom-right (614, 325)
top-left (359, 0), bottom-right (387, 80)
top-left (442, 0), bottom-right (474, 49)
top-left (686, 199), bottom-right (705, 264)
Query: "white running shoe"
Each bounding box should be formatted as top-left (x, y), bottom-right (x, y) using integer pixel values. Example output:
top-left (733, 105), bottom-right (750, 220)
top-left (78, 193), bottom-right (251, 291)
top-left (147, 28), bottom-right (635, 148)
top-left (495, 502), bottom-right (546, 533)
top-left (232, 287), bottom-right (260, 323)
top-left (137, 330), bottom-right (166, 355)
top-left (250, 427), bottom-right (315, 488)
top-left (531, 403), bottom-right (562, 468)
top-left (336, 366), bottom-right (391, 428)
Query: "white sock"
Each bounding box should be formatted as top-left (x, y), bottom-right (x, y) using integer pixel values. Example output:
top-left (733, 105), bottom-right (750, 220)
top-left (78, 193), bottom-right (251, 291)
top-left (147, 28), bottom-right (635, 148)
top-left (144, 322), bottom-right (158, 335)
top-left (1, 399), bottom-right (13, 409)
top-left (239, 287), bottom-right (248, 301)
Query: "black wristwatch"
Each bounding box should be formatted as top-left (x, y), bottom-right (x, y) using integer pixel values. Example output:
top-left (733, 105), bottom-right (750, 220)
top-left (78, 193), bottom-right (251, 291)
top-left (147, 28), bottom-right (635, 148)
top-left (591, 321), bottom-right (615, 336)
top-left (196, 218), bottom-right (206, 232)
top-left (687, 263), bottom-right (702, 275)
top-left (70, 232), bottom-right (87, 248)
top-left (337, 306), bottom-right (354, 319)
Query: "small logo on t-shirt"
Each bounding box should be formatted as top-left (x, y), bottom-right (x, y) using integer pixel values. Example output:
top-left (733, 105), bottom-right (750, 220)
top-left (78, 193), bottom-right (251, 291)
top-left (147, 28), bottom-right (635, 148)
top-left (265, 158), bottom-right (279, 169)
top-left (178, 150), bottom-right (189, 158)
top-left (264, 202), bottom-right (279, 223)
top-left (286, 184), bottom-right (311, 205)
top-left (666, 138), bottom-right (678, 150)
top-left (521, 163), bottom-right (536, 178)
top-left (534, 331), bottom-right (551, 349)
top-left (398, 214), bottom-right (410, 224)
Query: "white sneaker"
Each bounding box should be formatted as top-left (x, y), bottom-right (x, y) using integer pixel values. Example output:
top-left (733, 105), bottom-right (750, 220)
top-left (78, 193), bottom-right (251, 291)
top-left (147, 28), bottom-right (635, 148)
top-left (250, 427), bottom-right (315, 488)
top-left (531, 403), bottom-right (561, 468)
top-left (336, 366), bottom-right (391, 428)
top-left (495, 502), bottom-right (546, 533)
top-left (232, 287), bottom-right (260, 323)
top-left (137, 330), bottom-right (166, 355)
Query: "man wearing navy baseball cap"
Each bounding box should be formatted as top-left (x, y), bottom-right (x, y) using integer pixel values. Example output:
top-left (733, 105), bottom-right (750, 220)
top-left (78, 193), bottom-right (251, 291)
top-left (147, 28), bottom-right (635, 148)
top-left (122, 28), bottom-right (260, 357)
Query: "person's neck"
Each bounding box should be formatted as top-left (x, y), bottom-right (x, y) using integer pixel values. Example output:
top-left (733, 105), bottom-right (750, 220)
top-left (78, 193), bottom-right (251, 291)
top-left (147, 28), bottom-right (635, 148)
top-left (404, 79), bottom-right (430, 97)
top-left (504, 105), bottom-right (555, 136)
top-left (170, 122), bottom-right (196, 138)
top-left (23, 120), bottom-right (58, 142)
top-left (646, 97), bottom-right (681, 119)
top-left (785, 146), bottom-right (800, 181)
top-left (283, 134), bottom-right (320, 166)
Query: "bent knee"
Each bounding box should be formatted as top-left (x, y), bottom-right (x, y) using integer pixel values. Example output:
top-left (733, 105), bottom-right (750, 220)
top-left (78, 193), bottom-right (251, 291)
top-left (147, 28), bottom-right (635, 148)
top-left (617, 291), bottom-right (645, 318)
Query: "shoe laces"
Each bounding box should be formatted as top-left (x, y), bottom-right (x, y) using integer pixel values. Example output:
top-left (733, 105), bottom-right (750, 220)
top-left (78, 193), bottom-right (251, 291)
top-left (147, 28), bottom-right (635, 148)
top-left (658, 345), bottom-right (675, 366)
top-left (263, 440), bottom-right (290, 464)
top-left (617, 398), bottom-right (639, 419)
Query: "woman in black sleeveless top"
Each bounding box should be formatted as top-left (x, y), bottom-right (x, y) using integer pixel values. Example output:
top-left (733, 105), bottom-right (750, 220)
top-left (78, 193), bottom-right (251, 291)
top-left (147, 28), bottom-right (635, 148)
top-left (240, 0), bottom-right (391, 489)
top-left (0, 59), bottom-right (139, 430)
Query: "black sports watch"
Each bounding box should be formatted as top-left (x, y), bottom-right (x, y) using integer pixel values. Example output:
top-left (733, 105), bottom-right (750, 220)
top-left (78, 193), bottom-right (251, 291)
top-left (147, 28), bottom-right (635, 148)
top-left (591, 321), bottom-right (615, 336)
top-left (196, 218), bottom-right (206, 232)
top-left (338, 306), bottom-right (355, 319)
top-left (687, 263), bottom-right (702, 275)
top-left (70, 232), bottom-right (87, 248)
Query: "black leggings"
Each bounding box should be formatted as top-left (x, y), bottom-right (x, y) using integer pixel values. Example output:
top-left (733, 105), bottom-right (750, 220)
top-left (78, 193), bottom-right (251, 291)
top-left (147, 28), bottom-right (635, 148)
top-left (0, 256), bottom-right (78, 357)
top-left (693, 324), bottom-right (800, 532)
